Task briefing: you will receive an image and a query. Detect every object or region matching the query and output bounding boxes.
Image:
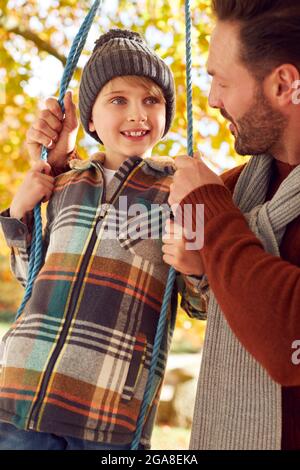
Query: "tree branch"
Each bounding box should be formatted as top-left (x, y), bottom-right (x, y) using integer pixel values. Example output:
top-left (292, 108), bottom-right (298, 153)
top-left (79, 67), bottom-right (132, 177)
top-left (5, 25), bottom-right (67, 65)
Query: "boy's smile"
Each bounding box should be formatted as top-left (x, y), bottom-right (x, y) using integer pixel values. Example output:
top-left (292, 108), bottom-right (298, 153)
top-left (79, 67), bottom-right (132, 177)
top-left (121, 129), bottom-right (150, 139)
top-left (89, 76), bottom-right (166, 170)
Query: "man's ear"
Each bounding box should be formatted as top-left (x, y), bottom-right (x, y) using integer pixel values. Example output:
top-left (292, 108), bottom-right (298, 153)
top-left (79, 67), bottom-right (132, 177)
top-left (265, 64), bottom-right (300, 106)
top-left (89, 119), bottom-right (95, 132)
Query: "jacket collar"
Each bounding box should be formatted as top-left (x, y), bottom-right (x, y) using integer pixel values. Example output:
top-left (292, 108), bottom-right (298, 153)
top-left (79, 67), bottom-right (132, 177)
top-left (142, 156), bottom-right (176, 175)
top-left (69, 153), bottom-right (176, 177)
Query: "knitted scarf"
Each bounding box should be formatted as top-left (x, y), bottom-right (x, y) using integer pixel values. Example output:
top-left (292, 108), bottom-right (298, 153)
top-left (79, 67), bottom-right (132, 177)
top-left (190, 154), bottom-right (300, 450)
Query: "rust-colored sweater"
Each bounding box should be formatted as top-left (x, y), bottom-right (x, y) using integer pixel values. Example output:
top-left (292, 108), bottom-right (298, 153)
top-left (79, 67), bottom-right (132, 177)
top-left (183, 158), bottom-right (300, 450)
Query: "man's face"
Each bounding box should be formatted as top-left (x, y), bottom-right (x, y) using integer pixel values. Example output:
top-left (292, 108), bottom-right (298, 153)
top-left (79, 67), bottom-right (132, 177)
top-left (207, 21), bottom-right (287, 156)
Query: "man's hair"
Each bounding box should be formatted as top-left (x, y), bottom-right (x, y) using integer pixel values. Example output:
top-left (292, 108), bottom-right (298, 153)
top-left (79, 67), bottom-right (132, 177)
top-left (211, 0), bottom-right (300, 79)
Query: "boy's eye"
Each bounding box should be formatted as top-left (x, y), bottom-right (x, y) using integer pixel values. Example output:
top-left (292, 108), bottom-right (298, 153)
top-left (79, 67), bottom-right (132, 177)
top-left (144, 96), bottom-right (160, 104)
top-left (111, 97), bottom-right (126, 104)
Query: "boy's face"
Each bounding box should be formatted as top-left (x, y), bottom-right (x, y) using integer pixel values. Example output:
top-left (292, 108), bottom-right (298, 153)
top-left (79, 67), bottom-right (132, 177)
top-left (89, 77), bottom-right (166, 161)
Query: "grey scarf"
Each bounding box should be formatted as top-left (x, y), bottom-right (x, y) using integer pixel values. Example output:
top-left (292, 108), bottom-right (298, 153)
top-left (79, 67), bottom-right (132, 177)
top-left (190, 154), bottom-right (300, 450)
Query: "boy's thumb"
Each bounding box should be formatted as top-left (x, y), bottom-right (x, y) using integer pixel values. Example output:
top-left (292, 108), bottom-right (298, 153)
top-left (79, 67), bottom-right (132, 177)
top-left (32, 160), bottom-right (52, 175)
top-left (43, 162), bottom-right (52, 175)
top-left (194, 151), bottom-right (204, 161)
top-left (64, 91), bottom-right (77, 123)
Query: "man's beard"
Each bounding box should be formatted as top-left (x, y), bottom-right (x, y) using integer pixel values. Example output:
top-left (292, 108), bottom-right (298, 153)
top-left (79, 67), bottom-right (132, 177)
top-left (222, 86), bottom-right (288, 156)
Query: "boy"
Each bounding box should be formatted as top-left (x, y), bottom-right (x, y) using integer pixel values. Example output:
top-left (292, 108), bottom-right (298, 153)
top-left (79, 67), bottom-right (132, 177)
top-left (0, 29), bottom-right (204, 450)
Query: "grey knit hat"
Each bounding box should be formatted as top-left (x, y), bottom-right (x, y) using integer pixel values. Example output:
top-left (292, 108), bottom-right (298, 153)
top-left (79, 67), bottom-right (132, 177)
top-left (79, 28), bottom-right (175, 143)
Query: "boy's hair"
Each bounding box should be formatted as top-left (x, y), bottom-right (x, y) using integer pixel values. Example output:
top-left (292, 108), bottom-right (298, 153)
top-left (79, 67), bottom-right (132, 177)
top-left (211, 0), bottom-right (300, 79)
top-left (104, 76), bottom-right (166, 103)
top-left (79, 28), bottom-right (175, 143)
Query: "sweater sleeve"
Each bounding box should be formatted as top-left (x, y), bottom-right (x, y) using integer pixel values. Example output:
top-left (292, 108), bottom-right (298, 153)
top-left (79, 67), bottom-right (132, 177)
top-left (181, 183), bottom-right (300, 387)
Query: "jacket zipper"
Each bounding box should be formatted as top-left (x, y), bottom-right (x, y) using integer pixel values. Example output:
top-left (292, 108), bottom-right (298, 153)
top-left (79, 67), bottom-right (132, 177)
top-left (27, 159), bottom-right (141, 429)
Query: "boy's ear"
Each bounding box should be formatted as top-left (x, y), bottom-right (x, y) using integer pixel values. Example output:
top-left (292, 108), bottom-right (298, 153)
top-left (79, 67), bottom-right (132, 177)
top-left (89, 119), bottom-right (95, 132)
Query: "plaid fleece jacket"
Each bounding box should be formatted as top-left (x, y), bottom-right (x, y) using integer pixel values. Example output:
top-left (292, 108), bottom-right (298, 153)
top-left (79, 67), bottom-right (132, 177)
top-left (0, 155), bottom-right (205, 447)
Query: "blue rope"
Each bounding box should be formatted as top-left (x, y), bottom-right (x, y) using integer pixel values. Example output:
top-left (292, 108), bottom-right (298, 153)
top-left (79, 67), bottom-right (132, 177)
top-left (16, 0), bottom-right (103, 320)
top-left (184, 0), bottom-right (194, 157)
top-left (131, 0), bottom-right (194, 450)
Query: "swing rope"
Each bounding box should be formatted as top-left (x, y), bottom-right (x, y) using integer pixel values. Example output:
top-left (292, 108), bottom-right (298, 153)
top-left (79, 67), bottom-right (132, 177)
top-left (16, 0), bottom-right (103, 319)
top-left (131, 0), bottom-right (194, 450)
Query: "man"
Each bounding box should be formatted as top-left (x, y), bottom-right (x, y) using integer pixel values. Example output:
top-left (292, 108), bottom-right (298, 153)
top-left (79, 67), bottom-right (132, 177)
top-left (163, 0), bottom-right (300, 450)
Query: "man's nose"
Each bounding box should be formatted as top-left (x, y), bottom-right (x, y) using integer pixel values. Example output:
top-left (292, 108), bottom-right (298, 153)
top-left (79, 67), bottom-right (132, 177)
top-left (208, 86), bottom-right (223, 109)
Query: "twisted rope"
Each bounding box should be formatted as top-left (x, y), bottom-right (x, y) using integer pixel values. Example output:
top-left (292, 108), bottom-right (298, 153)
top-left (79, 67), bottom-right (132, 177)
top-left (185, 0), bottom-right (194, 157)
top-left (16, 0), bottom-right (102, 319)
top-left (131, 0), bottom-right (194, 450)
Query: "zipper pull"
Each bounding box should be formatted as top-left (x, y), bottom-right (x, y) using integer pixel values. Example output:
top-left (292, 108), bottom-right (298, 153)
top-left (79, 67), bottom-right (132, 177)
top-left (98, 203), bottom-right (110, 220)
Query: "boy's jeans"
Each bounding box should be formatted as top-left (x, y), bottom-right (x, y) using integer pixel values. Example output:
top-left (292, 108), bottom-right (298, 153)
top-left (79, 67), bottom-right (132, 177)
top-left (0, 422), bottom-right (133, 450)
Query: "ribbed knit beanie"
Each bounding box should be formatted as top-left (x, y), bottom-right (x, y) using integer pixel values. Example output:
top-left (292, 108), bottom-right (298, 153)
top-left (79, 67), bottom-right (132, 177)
top-left (79, 28), bottom-right (175, 143)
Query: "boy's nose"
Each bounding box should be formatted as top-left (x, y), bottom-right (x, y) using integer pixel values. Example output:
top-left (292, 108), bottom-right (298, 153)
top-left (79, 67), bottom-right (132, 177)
top-left (127, 105), bottom-right (147, 123)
